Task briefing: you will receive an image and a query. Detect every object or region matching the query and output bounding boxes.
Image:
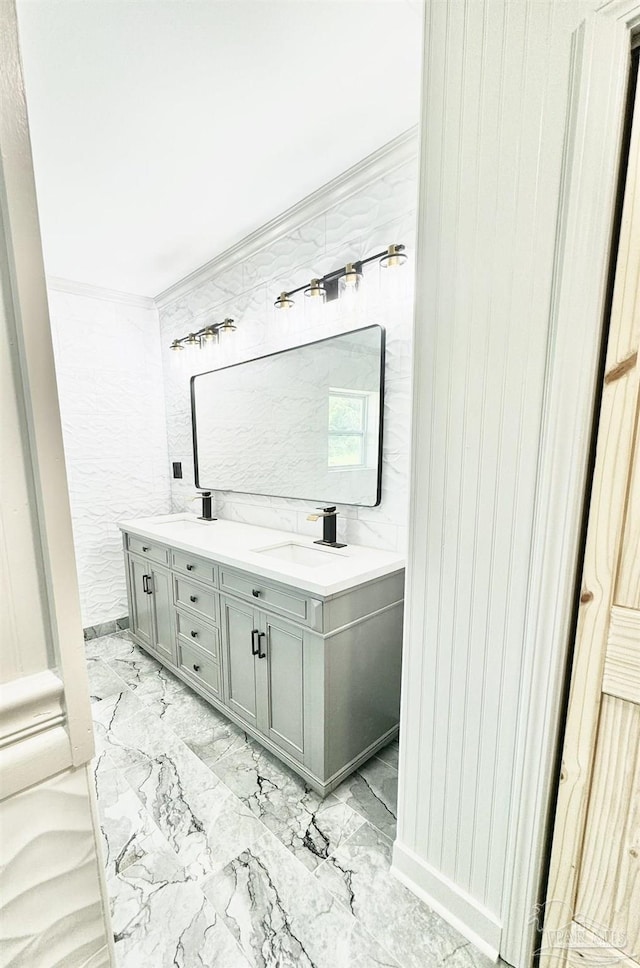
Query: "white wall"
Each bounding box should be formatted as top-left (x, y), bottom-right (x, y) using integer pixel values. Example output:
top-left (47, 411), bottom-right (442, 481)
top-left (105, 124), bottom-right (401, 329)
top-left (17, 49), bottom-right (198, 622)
top-left (157, 136), bottom-right (418, 553)
top-left (47, 284), bottom-right (171, 629)
top-left (394, 0), bottom-right (614, 961)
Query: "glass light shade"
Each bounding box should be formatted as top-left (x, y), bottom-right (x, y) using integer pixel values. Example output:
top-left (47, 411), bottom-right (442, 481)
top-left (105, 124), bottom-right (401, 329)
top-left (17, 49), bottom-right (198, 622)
top-left (185, 334), bottom-right (201, 350)
top-left (338, 264), bottom-right (362, 299)
top-left (304, 278), bottom-right (326, 325)
top-left (274, 292), bottom-right (295, 310)
top-left (202, 327), bottom-right (219, 344)
top-left (304, 278), bottom-right (327, 301)
top-left (220, 317), bottom-right (236, 333)
top-left (170, 340), bottom-right (183, 352)
top-left (379, 244), bottom-right (407, 269)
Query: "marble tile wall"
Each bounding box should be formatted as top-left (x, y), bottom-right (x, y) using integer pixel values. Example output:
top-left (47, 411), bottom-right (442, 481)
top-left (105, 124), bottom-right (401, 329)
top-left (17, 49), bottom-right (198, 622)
top-left (158, 156), bottom-right (418, 553)
top-left (48, 289), bottom-right (172, 627)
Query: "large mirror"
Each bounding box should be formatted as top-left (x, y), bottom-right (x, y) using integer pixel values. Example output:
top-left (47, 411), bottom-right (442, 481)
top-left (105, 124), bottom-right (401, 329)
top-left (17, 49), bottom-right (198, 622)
top-left (191, 325), bottom-right (385, 507)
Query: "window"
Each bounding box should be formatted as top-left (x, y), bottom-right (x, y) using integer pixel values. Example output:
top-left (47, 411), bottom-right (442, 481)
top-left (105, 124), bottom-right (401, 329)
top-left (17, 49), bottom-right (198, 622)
top-left (328, 391), bottom-right (368, 468)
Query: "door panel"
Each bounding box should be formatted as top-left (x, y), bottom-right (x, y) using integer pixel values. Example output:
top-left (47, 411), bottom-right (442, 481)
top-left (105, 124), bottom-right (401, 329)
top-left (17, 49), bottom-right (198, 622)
top-left (150, 566), bottom-right (175, 665)
top-left (575, 695), bottom-right (640, 958)
top-left (257, 614), bottom-right (304, 760)
top-left (222, 597), bottom-right (258, 728)
top-left (128, 555), bottom-right (152, 650)
top-left (543, 66), bottom-right (640, 967)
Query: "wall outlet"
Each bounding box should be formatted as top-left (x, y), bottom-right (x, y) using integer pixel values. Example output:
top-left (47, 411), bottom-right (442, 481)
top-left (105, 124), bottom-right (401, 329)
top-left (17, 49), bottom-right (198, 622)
top-left (172, 461), bottom-right (183, 479)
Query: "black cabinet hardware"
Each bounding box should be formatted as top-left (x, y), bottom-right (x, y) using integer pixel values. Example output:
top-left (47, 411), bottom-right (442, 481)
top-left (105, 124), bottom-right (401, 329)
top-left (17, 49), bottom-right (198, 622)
top-left (252, 589), bottom-right (261, 598)
top-left (142, 546), bottom-right (150, 552)
top-left (258, 632), bottom-right (267, 659)
top-left (143, 574), bottom-right (152, 594)
top-left (251, 629), bottom-right (259, 655)
top-left (190, 595), bottom-right (197, 603)
top-left (190, 630), bottom-right (198, 638)
top-left (142, 574), bottom-right (148, 593)
top-left (192, 664), bottom-right (200, 673)
top-left (186, 564), bottom-right (193, 571)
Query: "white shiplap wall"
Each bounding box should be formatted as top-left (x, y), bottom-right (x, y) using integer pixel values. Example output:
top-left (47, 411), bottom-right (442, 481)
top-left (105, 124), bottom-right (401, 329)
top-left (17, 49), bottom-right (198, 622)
top-left (156, 136), bottom-right (418, 554)
top-left (394, 0), bottom-right (608, 960)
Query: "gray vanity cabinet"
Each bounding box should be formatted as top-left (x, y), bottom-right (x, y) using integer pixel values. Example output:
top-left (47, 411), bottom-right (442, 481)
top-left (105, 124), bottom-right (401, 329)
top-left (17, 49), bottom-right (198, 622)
top-left (221, 596), bottom-right (260, 730)
top-left (127, 555), bottom-right (174, 665)
top-left (256, 611), bottom-right (304, 762)
top-left (221, 595), bottom-right (304, 761)
top-left (122, 526), bottom-right (404, 796)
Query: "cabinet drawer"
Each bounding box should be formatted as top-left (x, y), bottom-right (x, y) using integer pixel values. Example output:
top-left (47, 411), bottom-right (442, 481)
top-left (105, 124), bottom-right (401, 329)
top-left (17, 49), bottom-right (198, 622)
top-left (220, 567), bottom-right (308, 623)
top-left (172, 550), bottom-right (218, 586)
top-left (174, 575), bottom-right (218, 624)
top-left (177, 640), bottom-right (221, 697)
top-left (127, 534), bottom-right (168, 565)
top-left (176, 609), bottom-right (219, 660)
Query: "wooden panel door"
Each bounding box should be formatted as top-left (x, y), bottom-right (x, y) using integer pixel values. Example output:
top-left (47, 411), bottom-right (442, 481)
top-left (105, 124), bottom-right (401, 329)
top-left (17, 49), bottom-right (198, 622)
top-left (256, 612), bottom-right (304, 762)
top-left (542, 68), bottom-right (640, 966)
top-left (221, 596), bottom-right (259, 729)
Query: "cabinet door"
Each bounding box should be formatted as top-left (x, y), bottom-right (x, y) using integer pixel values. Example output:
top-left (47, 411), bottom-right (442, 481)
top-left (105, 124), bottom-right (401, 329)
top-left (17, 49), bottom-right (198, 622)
top-left (256, 613), bottom-right (304, 761)
top-left (128, 555), bottom-right (153, 650)
top-left (221, 596), bottom-right (259, 728)
top-left (149, 566), bottom-right (175, 665)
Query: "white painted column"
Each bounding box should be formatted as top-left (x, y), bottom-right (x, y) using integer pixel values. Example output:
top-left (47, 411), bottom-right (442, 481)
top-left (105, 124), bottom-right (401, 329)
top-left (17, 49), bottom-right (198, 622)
top-left (393, 0), bottom-right (631, 962)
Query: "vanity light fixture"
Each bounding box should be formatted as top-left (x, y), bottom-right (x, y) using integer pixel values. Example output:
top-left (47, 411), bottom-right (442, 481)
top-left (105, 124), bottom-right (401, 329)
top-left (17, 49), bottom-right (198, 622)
top-left (168, 317), bottom-right (236, 352)
top-left (304, 278), bottom-right (327, 302)
top-left (273, 242), bottom-right (405, 311)
top-left (202, 326), bottom-right (219, 344)
top-left (274, 292), bottom-right (295, 310)
top-left (379, 243), bottom-right (408, 269)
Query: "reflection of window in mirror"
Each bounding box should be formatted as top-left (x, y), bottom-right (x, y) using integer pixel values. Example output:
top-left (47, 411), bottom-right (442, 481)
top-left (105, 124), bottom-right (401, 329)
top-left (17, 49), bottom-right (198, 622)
top-left (328, 389), bottom-right (377, 469)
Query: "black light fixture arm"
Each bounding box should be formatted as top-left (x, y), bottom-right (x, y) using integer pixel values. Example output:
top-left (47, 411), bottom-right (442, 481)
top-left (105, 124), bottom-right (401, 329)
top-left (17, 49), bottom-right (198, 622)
top-left (170, 316), bottom-right (236, 351)
top-left (278, 244), bottom-right (406, 303)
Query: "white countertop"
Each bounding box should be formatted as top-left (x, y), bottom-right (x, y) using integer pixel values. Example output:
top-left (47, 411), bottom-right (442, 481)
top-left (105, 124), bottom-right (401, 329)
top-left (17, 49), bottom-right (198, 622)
top-left (118, 513), bottom-right (404, 597)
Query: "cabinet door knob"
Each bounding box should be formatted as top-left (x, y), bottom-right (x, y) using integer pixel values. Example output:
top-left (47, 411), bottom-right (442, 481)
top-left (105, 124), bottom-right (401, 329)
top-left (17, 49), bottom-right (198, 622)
top-left (186, 564), bottom-right (193, 571)
top-left (190, 595), bottom-right (197, 603)
top-left (252, 589), bottom-right (261, 598)
top-left (193, 664), bottom-right (200, 673)
top-left (190, 630), bottom-right (198, 638)
top-left (142, 546), bottom-right (150, 552)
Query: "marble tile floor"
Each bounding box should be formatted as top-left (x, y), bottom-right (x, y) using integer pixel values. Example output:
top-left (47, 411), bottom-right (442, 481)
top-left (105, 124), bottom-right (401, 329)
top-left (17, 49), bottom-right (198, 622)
top-left (88, 631), bottom-right (493, 968)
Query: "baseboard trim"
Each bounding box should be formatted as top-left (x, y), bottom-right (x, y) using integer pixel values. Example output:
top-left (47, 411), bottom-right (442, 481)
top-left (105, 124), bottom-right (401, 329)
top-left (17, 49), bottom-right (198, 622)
top-left (391, 840), bottom-right (502, 961)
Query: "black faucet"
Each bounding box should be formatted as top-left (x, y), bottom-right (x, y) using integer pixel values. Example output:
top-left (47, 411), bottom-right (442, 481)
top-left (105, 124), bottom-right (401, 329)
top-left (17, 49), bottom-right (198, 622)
top-left (307, 506), bottom-right (347, 548)
top-left (197, 491), bottom-right (216, 522)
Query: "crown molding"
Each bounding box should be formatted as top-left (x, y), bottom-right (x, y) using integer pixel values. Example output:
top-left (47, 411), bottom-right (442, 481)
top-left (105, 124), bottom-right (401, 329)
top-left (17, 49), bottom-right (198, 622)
top-left (155, 126), bottom-right (419, 310)
top-left (46, 276), bottom-right (156, 310)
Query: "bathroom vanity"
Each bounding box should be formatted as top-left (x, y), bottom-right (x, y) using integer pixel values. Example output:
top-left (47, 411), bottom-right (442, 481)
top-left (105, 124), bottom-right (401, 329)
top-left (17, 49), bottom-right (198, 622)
top-left (119, 514), bottom-right (404, 795)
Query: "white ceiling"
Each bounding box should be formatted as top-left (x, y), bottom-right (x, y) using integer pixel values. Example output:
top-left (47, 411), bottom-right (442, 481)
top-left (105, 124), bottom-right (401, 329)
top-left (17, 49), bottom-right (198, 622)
top-left (16, 0), bottom-right (422, 298)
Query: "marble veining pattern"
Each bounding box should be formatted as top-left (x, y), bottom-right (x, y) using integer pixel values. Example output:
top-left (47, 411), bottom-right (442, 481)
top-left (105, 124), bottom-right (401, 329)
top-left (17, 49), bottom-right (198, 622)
top-left (90, 631), bottom-right (492, 968)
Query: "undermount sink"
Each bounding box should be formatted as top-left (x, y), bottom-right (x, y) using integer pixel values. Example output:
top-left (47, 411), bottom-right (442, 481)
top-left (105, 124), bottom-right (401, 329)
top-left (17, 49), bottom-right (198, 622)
top-left (253, 542), bottom-right (347, 568)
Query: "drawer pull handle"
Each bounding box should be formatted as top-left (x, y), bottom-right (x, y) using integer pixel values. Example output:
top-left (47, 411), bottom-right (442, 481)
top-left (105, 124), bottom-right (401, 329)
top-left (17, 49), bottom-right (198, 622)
top-left (257, 631), bottom-right (267, 660)
top-left (193, 664), bottom-right (200, 673)
top-left (186, 564), bottom-right (194, 571)
top-left (142, 546), bottom-right (150, 552)
top-left (252, 589), bottom-right (261, 598)
top-left (190, 630), bottom-right (198, 638)
top-left (190, 595), bottom-right (197, 603)
top-left (251, 629), bottom-right (259, 655)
